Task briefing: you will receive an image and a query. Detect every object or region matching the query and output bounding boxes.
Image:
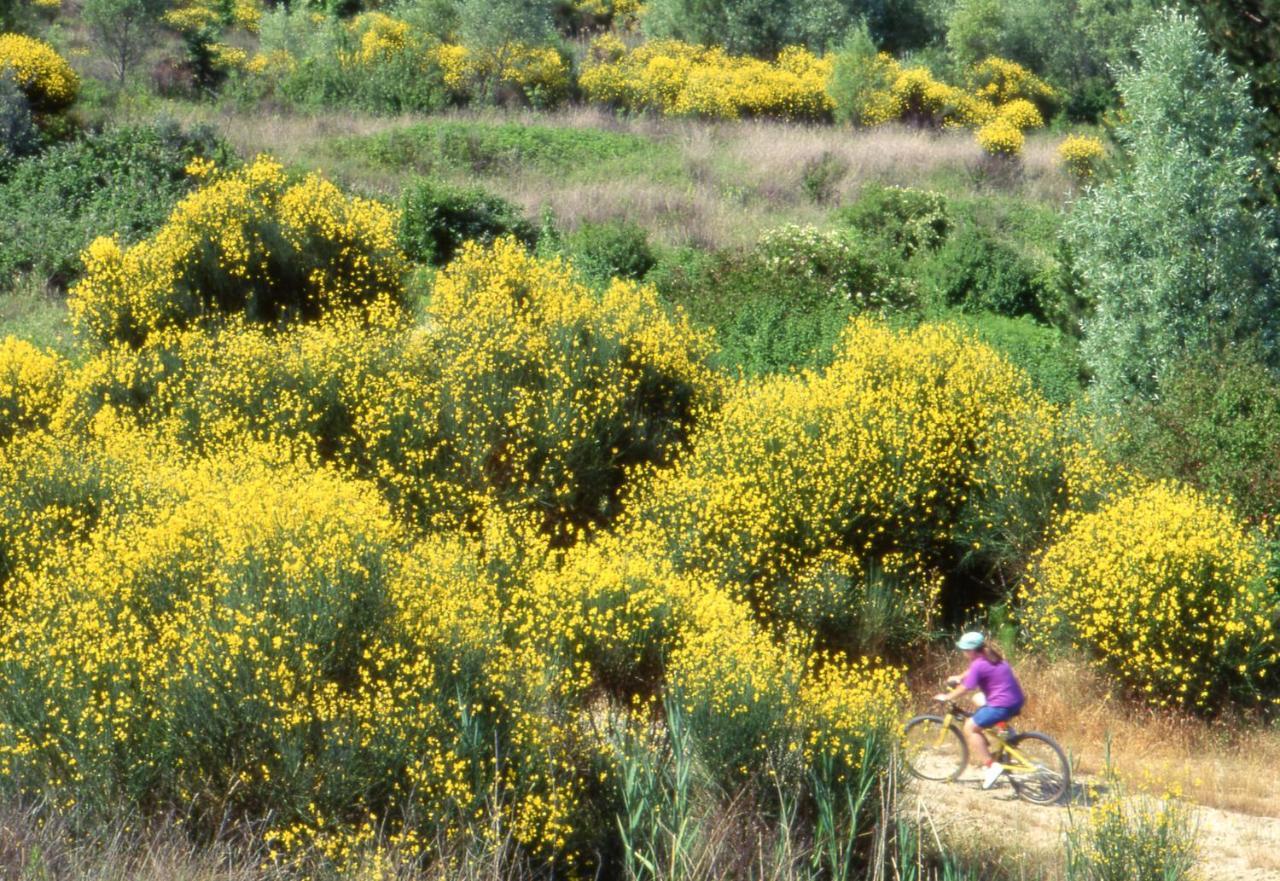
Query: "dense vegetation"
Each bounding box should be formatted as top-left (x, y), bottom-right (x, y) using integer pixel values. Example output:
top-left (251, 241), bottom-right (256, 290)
top-left (2, 0), bottom-right (1279, 878)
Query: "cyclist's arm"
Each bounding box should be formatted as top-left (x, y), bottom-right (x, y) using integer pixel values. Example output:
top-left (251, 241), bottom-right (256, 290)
top-left (933, 684), bottom-right (974, 702)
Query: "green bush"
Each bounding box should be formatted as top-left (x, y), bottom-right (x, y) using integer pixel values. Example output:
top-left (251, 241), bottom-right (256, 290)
top-left (237, 7), bottom-right (450, 114)
top-left (0, 74), bottom-right (39, 180)
top-left (566, 220), bottom-right (656, 283)
top-left (656, 230), bottom-right (913, 375)
top-left (1117, 346), bottom-right (1280, 520)
top-left (918, 224), bottom-right (1048, 320)
top-left (838, 184), bottom-right (952, 258)
top-left (0, 121), bottom-right (229, 293)
top-left (397, 177), bottom-right (535, 266)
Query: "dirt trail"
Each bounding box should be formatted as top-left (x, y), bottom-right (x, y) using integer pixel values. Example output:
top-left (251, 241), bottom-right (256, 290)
top-left (909, 768), bottom-right (1280, 880)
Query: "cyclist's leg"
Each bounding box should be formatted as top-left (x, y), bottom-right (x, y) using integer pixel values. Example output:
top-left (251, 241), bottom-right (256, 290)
top-left (968, 706), bottom-right (1018, 767)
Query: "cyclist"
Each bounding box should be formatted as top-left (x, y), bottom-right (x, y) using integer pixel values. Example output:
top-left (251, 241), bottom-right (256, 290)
top-left (933, 631), bottom-right (1025, 790)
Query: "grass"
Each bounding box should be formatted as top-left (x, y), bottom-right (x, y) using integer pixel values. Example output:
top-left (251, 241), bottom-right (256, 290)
top-left (148, 104), bottom-right (1075, 252)
top-left (0, 276), bottom-right (74, 354)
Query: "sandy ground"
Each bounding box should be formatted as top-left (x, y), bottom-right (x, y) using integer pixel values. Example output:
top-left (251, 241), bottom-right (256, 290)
top-left (910, 767), bottom-right (1280, 880)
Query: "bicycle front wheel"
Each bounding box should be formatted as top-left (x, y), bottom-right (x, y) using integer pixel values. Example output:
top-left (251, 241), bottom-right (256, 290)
top-left (902, 715), bottom-right (967, 782)
top-left (1006, 732), bottom-right (1070, 805)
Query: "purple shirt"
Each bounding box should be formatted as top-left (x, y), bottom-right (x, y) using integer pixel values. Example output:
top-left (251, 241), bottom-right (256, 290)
top-left (962, 656), bottom-right (1024, 709)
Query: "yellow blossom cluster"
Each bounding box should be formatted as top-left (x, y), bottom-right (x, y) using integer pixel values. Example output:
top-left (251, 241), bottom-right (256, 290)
top-left (164, 0), bottom-right (261, 33)
top-left (430, 41), bottom-right (571, 106)
top-left (1057, 133), bottom-right (1107, 180)
top-left (69, 156), bottom-right (407, 349)
top-left (626, 319), bottom-right (1061, 646)
top-left (1022, 482), bottom-right (1280, 711)
top-left (857, 55), bottom-right (1052, 156)
top-left (0, 337), bottom-right (66, 444)
top-left (0, 32), bottom-right (79, 112)
top-left (580, 37), bottom-right (834, 121)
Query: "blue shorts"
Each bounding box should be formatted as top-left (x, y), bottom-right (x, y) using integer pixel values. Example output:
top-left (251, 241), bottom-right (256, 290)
top-left (972, 704), bottom-right (1022, 728)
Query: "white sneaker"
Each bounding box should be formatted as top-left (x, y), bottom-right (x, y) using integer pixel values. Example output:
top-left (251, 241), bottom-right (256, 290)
top-left (982, 762), bottom-right (1005, 790)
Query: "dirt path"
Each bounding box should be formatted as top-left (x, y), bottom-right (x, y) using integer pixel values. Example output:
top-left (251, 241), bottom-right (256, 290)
top-left (909, 768), bottom-right (1280, 880)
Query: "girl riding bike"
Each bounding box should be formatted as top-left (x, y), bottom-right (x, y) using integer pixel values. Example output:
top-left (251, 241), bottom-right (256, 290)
top-left (933, 631), bottom-right (1024, 789)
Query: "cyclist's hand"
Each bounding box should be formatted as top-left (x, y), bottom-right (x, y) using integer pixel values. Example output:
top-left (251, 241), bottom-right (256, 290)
top-left (933, 693), bottom-right (950, 703)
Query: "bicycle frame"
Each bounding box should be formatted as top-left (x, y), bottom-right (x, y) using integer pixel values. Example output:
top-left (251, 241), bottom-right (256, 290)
top-left (934, 706), bottom-right (1040, 774)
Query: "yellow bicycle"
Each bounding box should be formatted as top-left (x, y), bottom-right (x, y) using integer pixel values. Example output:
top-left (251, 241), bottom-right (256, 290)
top-left (902, 697), bottom-right (1071, 805)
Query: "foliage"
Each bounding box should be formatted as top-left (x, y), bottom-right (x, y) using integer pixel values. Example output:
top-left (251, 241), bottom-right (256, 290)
top-left (0, 72), bottom-right (37, 177)
top-left (629, 319), bottom-right (1062, 650)
top-left (847, 53), bottom-right (1051, 155)
top-left (565, 219), bottom-right (656, 284)
top-left (1023, 481), bottom-right (1280, 711)
top-left (838, 184), bottom-right (951, 259)
top-left (918, 222), bottom-right (1049, 320)
top-left (238, 7), bottom-right (450, 114)
top-left (1180, 0), bottom-right (1280, 190)
top-left (1068, 13), bottom-right (1280, 408)
top-left (340, 118), bottom-right (660, 178)
top-left (0, 337), bottom-right (65, 444)
top-left (397, 177), bottom-right (534, 267)
top-left (581, 36), bottom-right (834, 121)
top-left (827, 21), bottom-right (880, 126)
top-left (0, 32), bottom-right (79, 113)
top-left (1065, 794), bottom-right (1199, 881)
top-left (1057, 134), bottom-right (1105, 180)
top-left (69, 156), bottom-right (408, 349)
top-left (975, 116), bottom-right (1024, 156)
top-left (1118, 346), bottom-right (1280, 520)
top-left (431, 40), bottom-right (571, 109)
top-left (456, 0), bottom-right (555, 101)
top-left (0, 121), bottom-right (228, 293)
top-left (82, 0), bottom-right (167, 84)
top-left (943, 311), bottom-right (1085, 404)
top-left (656, 230), bottom-right (912, 374)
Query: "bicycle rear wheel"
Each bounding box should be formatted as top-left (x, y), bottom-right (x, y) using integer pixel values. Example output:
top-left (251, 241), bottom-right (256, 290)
top-left (902, 715), bottom-right (967, 782)
top-left (1006, 731), bottom-right (1070, 804)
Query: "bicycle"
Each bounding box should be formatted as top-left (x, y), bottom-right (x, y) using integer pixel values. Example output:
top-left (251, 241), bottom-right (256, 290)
top-left (901, 696), bottom-right (1071, 805)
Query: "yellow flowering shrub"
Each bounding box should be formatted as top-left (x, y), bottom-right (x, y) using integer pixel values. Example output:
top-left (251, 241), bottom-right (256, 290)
top-left (1022, 482), bottom-right (1280, 711)
top-left (425, 237), bottom-right (717, 541)
top-left (0, 33), bottom-right (79, 112)
top-left (997, 97), bottom-right (1044, 130)
top-left (429, 42), bottom-right (571, 107)
top-left (629, 319), bottom-right (1060, 651)
top-left (580, 38), bottom-right (834, 121)
top-left (977, 116), bottom-right (1026, 156)
top-left (1058, 133), bottom-right (1106, 180)
top-left (968, 56), bottom-right (1056, 113)
top-left (0, 338), bottom-right (66, 444)
top-left (69, 156), bottom-right (408, 349)
top-left (852, 54), bottom-right (1054, 156)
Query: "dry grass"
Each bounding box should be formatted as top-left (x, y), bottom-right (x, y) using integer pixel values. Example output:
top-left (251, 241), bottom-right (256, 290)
top-left (147, 104), bottom-right (1074, 252)
top-left (912, 653), bottom-right (1280, 818)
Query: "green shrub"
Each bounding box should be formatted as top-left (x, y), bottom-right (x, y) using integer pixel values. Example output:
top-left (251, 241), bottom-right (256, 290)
top-left (0, 121), bottom-right (229, 293)
top-left (658, 228), bottom-right (914, 375)
top-left (0, 73), bottom-right (39, 180)
top-left (828, 22), bottom-right (884, 126)
top-left (236, 7), bottom-right (450, 114)
top-left (838, 184), bottom-right (952, 258)
top-left (566, 219), bottom-right (656, 283)
top-left (918, 224), bottom-right (1048, 320)
top-left (1118, 346), bottom-right (1280, 520)
top-left (397, 177), bottom-right (535, 266)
